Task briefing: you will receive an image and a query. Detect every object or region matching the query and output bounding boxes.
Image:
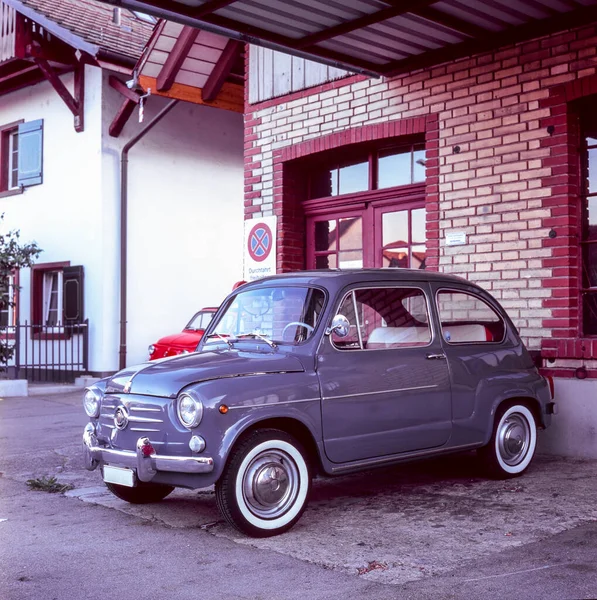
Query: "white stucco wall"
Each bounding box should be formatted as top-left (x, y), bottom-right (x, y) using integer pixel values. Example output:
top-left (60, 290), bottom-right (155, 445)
top-left (0, 64), bottom-right (105, 369)
top-left (101, 72), bottom-right (244, 368)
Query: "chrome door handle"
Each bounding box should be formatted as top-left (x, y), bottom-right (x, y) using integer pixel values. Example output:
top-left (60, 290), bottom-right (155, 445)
top-left (426, 353), bottom-right (446, 360)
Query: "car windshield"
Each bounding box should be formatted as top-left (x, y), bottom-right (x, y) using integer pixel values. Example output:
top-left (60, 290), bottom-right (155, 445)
top-left (185, 310), bottom-right (214, 331)
top-left (206, 286), bottom-right (325, 345)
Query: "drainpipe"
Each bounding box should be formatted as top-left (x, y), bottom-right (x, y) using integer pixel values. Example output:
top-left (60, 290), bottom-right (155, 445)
top-left (119, 99), bottom-right (179, 370)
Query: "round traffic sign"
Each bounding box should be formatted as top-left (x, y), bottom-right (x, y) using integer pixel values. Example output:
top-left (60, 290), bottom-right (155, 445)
top-left (247, 222), bottom-right (273, 263)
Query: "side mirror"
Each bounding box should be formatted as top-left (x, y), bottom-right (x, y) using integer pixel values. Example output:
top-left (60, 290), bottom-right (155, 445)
top-left (326, 314), bottom-right (350, 338)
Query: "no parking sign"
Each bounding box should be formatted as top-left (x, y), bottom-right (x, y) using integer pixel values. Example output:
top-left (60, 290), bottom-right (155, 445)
top-left (244, 216), bottom-right (277, 281)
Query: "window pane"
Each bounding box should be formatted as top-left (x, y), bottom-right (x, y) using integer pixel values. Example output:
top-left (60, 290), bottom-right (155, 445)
top-left (582, 243), bottom-right (597, 288)
top-left (383, 247), bottom-right (408, 268)
top-left (338, 161), bottom-right (368, 195)
top-left (338, 217), bottom-right (363, 268)
top-left (586, 197), bottom-right (597, 241)
top-left (354, 287), bottom-right (431, 348)
top-left (587, 136), bottom-right (597, 146)
top-left (411, 208), bottom-right (426, 244)
top-left (583, 292), bottom-right (597, 336)
top-left (589, 148), bottom-right (597, 194)
top-left (437, 291), bottom-right (505, 343)
top-left (315, 220), bottom-right (337, 252)
top-left (413, 149), bottom-right (426, 183)
top-left (316, 254), bottom-right (337, 269)
top-left (382, 210), bottom-right (409, 247)
top-left (411, 244), bottom-right (426, 270)
top-left (378, 150), bottom-right (411, 188)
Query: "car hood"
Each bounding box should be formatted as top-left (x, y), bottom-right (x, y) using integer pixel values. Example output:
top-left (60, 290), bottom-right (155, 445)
top-left (106, 349), bottom-right (305, 398)
top-left (154, 331), bottom-right (203, 347)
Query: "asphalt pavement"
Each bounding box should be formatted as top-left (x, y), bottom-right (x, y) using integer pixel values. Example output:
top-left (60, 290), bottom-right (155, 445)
top-left (1, 390), bottom-right (596, 600)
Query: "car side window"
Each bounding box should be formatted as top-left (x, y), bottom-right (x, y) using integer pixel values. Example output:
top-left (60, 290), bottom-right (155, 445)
top-left (436, 290), bottom-right (505, 344)
top-left (332, 287), bottom-right (431, 350)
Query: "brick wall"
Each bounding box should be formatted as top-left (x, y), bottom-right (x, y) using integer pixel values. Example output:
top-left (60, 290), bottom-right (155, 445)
top-left (243, 23), bottom-right (597, 370)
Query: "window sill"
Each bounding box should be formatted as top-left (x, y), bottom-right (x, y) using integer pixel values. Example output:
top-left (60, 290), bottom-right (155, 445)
top-left (0, 188), bottom-right (23, 199)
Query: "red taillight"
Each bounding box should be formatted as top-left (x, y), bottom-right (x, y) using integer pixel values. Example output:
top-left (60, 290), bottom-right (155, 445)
top-left (546, 375), bottom-right (555, 399)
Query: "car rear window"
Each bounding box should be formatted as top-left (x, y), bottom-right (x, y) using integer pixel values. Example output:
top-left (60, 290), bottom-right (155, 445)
top-left (436, 290), bottom-right (505, 344)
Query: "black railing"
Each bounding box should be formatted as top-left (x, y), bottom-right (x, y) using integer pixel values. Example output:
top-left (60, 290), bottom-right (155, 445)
top-left (0, 320), bottom-right (89, 383)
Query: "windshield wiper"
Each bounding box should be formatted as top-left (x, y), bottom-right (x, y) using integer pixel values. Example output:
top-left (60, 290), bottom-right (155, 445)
top-left (206, 333), bottom-right (233, 349)
top-left (236, 332), bottom-right (277, 349)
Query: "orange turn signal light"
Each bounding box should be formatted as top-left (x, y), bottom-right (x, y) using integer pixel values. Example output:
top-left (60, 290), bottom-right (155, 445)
top-left (219, 405), bottom-right (229, 414)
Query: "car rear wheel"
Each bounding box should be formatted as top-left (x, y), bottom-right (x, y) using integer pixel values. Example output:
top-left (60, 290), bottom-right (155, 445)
top-left (479, 403), bottom-right (537, 479)
top-left (215, 429), bottom-right (311, 537)
top-left (105, 479), bottom-right (175, 504)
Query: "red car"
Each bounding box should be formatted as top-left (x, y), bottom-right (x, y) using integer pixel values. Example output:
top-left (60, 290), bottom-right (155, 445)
top-left (148, 307), bottom-right (218, 360)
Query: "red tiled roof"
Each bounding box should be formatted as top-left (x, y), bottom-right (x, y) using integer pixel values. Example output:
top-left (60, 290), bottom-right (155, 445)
top-left (17, 0), bottom-right (153, 61)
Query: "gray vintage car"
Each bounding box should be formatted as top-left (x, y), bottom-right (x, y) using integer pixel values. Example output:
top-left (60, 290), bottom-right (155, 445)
top-left (83, 269), bottom-right (556, 537)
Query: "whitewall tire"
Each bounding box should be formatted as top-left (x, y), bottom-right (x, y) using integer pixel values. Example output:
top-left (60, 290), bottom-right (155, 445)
top-left (480, 404), bottom-right (537, 479)
top-left (215, 429), bottom-right (311, 537)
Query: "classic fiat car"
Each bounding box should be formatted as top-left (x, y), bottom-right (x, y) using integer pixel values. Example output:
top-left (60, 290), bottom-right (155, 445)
top-left (147, 307), bottom-right (217, 360)
top-left (83, 270), bottom-right (556, 537)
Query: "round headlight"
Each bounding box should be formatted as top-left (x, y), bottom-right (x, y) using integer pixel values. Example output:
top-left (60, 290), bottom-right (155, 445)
top-left (148, 344), bottom-right (156, 356)
top-left (177, 392), bottom-right (203, 429)
top-left (83, 388), bottom-right (101, 418)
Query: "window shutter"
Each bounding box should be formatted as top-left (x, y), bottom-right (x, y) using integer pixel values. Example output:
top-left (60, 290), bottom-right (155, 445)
top-left (63, 265), bottom-right (84, 325)
top-left (17, 119), bottom-right (43, 187)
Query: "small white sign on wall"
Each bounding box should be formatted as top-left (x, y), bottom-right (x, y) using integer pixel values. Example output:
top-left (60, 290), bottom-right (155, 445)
top-left (244, 216), bottom-right (277, 282)
top-left (446, 231), bottom-right (467, 247)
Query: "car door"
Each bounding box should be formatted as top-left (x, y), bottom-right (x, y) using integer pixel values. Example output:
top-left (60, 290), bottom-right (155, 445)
top-left (317, 283), bottom-right (452, 464)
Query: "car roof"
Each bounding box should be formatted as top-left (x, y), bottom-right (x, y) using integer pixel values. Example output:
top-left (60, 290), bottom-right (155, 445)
top-left (243, 268), bottom-right (476, 288)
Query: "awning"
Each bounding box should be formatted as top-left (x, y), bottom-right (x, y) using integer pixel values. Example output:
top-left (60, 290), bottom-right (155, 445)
top-left (98, 0), bottom-right (597, 77)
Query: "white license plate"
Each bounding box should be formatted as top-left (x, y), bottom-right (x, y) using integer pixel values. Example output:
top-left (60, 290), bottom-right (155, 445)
top-left (103, 465), bottom-right (135, 487)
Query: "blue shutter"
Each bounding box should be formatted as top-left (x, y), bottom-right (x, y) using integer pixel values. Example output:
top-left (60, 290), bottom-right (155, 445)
top-left (17, 119), bottom-right (43, 187)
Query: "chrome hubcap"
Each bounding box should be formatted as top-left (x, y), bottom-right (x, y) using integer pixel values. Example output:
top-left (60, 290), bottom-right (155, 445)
top-left (242, 450), bottom-right (299, 519)
top-left (497, 413), bottom-right (530, 466)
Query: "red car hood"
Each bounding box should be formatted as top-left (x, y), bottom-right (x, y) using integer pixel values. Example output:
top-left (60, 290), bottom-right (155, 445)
top-left (155, 330), bottom-right (204, 349)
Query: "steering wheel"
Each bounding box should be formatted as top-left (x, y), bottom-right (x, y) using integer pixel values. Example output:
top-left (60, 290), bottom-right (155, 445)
top-left (282, 322), bottom-right (315, 340)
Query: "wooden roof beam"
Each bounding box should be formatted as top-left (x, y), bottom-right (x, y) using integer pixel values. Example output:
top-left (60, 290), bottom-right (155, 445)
top-left (156, 25), bottom-right (199, 92)
top-left (109, 98), bottom-right (137, 137)
top-left (295, 0), bottom-right (440, 50)
top-left (202, 39), bottom-right (242, 102)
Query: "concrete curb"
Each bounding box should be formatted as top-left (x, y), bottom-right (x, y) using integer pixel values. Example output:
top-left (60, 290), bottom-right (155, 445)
top-left (0, 376), bottom-right (101, 397)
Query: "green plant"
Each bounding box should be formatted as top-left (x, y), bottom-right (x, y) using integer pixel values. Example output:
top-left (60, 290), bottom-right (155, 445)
top-left (26, 476), bottom-right (73, 494)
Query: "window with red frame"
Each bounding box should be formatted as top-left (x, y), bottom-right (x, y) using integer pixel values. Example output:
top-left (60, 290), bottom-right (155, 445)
top-left (305, 142), bottom-right (427, 270)
top-left (581, 120), bottom-right (597, 336)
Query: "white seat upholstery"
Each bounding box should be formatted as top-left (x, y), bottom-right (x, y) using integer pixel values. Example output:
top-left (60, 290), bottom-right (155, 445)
top-left (367, 326), bottom-right (430, 347)
top-left (442, 324), bottom-right (490, 343)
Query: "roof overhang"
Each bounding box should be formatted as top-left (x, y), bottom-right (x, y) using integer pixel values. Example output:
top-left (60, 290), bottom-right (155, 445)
top-left (97, 0), bottom-right (597, 78)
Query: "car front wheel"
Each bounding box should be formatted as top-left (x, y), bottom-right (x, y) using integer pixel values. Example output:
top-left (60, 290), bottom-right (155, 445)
top-left (215, 429), bottom-right (311, 537)
top-left (479, 403), bottom-right (537, 479)
top-left (105, 479), bottom-right (174, 504)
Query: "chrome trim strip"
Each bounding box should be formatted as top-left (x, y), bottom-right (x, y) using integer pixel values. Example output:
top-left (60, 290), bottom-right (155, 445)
top-left (130, 406), bottom-right (162, 413)
top-left (323, 384), bottom-right (438, 401)
top-left (227, 397), bottom-right (320, 410)
top-left (130, 428), bottom-right (161, 432)
top-left (127, 416), bottom-right (163, 424)
top-left (329, 442), bottom-right (481, 474)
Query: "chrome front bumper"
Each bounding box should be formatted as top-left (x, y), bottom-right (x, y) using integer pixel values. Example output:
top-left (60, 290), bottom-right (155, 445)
top-left (82, 424), bottom-right (214, 482)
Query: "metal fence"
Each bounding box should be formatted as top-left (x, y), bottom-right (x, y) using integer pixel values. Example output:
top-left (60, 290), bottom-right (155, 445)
top-left (0, 320), bottom-right (89, 383)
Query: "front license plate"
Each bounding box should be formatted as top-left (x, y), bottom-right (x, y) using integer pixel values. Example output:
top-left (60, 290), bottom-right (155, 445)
top-left (103, 465), bottom-right (135, 487)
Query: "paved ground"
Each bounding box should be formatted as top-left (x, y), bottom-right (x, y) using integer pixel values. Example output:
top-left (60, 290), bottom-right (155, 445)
top-left (1, 390), bottom-right (597, 599)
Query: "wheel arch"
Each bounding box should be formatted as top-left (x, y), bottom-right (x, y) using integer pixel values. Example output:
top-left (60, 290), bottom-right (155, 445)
top-left (226, 417), bottom-right (323, 477)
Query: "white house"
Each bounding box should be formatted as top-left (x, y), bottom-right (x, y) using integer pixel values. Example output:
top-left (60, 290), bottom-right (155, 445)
top-left (0, 0), bottom-right (244, 381)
